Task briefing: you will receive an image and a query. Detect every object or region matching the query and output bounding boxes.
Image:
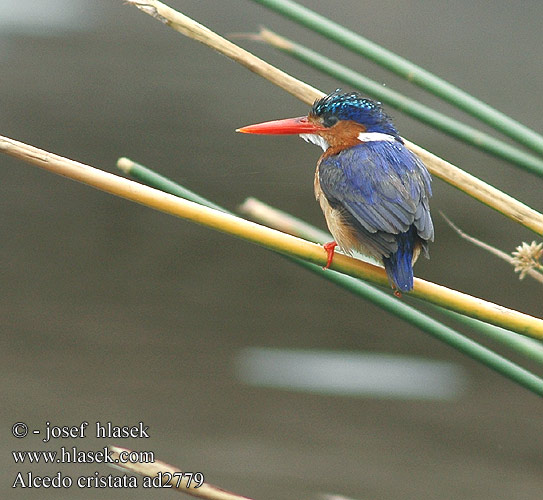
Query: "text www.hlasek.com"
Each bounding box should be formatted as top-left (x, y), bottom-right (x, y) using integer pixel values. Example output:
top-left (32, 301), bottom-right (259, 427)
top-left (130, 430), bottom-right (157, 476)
top-left (12, 447), bottom-right (154, 464)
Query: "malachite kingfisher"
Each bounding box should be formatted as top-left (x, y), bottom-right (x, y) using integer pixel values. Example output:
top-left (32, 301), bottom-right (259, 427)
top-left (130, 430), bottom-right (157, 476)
top-left (237, 90), bottom-right (434, 293)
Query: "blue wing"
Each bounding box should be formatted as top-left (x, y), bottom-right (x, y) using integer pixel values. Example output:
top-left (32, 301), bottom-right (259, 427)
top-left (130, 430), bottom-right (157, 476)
top-left (318, 140), bottom-right (433, 257)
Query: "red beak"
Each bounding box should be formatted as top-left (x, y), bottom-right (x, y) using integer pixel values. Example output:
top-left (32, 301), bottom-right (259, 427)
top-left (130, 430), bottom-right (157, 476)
top-left (236, 116), bottom-right (326, 135)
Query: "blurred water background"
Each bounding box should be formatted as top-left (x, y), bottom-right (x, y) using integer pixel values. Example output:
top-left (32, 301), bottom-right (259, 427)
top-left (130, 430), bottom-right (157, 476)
top-left (2, 1), bottom-right (542, 498)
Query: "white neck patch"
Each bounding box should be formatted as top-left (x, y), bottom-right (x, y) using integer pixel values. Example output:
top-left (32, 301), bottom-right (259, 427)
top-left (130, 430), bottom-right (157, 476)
top-left (300, 131), bottom-right (396, 152)
top-left (299, 133), bottom-right (330, 152)
top-left (357, 132), bottom-right (396, 142)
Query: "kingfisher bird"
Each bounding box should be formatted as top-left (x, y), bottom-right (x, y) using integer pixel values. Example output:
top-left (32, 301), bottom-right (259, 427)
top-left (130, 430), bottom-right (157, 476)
top-left (237, 90), bottom-right (434, 293)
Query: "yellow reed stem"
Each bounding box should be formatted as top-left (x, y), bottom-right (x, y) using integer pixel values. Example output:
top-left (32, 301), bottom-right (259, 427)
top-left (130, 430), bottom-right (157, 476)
top-left (1, 134), bottom-right (542, 338)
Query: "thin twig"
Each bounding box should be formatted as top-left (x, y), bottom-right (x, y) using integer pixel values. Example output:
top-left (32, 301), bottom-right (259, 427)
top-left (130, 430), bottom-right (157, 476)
top-left (441, 212), bottom-right (543, 284)
top-left (441, 212), bottom-right (514, 263)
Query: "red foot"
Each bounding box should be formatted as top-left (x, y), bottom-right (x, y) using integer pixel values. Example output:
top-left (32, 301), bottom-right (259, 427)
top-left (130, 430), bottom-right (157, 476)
top-left (393, 289), bottom-right (403, 298)
top-left (323, 241), bottom-right (338, 269)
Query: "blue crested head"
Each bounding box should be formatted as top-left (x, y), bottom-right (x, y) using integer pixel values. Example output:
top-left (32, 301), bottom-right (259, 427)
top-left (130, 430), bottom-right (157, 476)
top-left (310, 90), bottom-right (401, 140)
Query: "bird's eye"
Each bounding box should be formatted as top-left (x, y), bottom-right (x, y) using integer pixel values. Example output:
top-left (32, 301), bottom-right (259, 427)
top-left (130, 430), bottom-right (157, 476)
top-left (323, 115), bottom-right (339, 127)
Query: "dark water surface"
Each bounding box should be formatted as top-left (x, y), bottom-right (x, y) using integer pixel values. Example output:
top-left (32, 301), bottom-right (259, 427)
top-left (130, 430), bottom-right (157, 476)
top-left (2, 1), bottom-right (542, 498)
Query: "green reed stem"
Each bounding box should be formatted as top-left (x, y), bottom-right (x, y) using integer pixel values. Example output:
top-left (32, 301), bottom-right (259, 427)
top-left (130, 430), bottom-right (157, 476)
top-left (257, 29), bottom-right (543, 178)
top-left (239, 197), bottom-right (543, 364)
top-left (117, 157), bottom-right (543, 397)
top-left (435, 308), bottom-right (543, 365)
top-left (249, 0), bottom-right (543, 158)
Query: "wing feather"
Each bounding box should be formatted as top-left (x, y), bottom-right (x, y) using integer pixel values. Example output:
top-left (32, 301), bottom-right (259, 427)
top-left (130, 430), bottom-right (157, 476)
top-left (318, 141), bottom-right (433, 254)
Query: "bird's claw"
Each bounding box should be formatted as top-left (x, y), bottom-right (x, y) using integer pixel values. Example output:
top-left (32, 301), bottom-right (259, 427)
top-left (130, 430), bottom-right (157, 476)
top-left (323, 241), bottom-right (338, 269)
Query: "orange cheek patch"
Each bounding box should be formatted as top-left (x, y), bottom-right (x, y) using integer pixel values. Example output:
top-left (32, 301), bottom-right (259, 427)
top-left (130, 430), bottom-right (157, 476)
top-left (320, 120), bottom-right (367, 157)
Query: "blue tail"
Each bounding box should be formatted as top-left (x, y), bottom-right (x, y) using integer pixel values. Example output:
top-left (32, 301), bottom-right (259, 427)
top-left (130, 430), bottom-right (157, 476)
top-left (383, 229), bottom-right (417, 292)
